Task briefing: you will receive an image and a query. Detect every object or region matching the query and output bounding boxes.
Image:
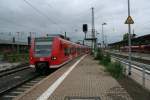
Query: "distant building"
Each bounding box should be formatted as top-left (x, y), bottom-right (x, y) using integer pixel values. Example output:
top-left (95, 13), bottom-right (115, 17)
top-left (108, 34), bottom-right (150, 49)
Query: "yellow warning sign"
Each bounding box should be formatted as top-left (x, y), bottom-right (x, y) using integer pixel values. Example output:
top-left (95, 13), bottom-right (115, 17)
top-left (125, 16), bottom-right (134, 24)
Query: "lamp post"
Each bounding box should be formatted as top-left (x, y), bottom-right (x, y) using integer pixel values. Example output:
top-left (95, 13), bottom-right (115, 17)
top-left (17, 32), bottom-right (20, 54)
top-left (101, 23), bottom-right (107, 48)
top-left (104, 35), bottom-right (108, 48)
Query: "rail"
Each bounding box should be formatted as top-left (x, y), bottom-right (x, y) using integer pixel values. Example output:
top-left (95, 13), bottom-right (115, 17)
top-left (108, 51), bottom-right (150, 65)
top-left (0, 73), bottom-right (39, 96)
top-left (0, 66), bottom-right (29, 78)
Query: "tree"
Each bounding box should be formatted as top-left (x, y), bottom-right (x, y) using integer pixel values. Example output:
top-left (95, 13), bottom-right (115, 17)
top-left (123, 33), bottom-right (136, 41)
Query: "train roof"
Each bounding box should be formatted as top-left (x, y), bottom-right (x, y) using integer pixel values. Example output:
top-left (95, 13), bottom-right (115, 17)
top-left (46, 34), bottom-right (70, 40)
top-left (35, 34), bottom-right (90, 48)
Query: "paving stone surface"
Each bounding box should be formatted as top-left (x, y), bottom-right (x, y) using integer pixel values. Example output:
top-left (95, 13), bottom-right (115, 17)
top-left (48, 55), bottom-right (132, 100)
top-left (15, 55), bottom-right (132, 100)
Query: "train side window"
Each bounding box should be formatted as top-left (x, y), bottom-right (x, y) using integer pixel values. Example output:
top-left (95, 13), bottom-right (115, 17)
top-left (64, 48), bottom-right (67, 56)
top-left (64, 48), bottom-right (70, 56)
top-left (60, 42), bottom-right (63, 49)
top-left (78, 48), bottom-right (80, 53)
top-left (71, 47), bottom-right (74, 54)
top-left (72, 47), bottom-right (75, 54)
top-left (69, 48), bottom-right (72, 54)
top-left (69, 48), bottom-right (71, 54)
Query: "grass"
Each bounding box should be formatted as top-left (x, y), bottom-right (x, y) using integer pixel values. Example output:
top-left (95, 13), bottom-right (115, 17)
top-left (106, 62), bottom-right (123, 79)
top-left (3, 53), bottom-right (29, 63)
top-left (94, 49), bottom-right (104, 60)
top-left (95, 49), bottom-right (123, 79)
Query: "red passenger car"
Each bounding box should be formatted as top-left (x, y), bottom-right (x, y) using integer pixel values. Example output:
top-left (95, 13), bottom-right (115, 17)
top-left (120, 44), bottom-right (150, 53)
top-left (29, 34), bottom-right (90, 73)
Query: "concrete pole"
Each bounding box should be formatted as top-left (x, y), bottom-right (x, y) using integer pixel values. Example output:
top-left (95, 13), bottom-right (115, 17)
top-left (65, 32), bottom-right (66, 39)
top-left (17, 32), bottom-right (20, 54)
top-left (91, 7), bottom-right (95, 52)
top-left (101, 23), bottom-right (107, 48)
top-left (102, 24), bottom-right (104, 48)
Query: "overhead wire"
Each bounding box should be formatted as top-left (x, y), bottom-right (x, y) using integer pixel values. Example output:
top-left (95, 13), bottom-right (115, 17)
top-left (46, 3), bottom-right (67, 31)
top-left (47, 3), bottom-right (83, 36)
top-left (0, 17), bottom-right (42, 32)
top-left (23, 0), bottom-right (65, 31)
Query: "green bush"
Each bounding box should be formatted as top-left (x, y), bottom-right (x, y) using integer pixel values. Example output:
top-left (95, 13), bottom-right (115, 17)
top-left (98, 51), bottom-right (123, 79)
top-left (99, 53), bottom-right (111, 66)
top-left (95, 49), bottom-right (104, 60)
top-left (3, 53), bottom-right (29, 63)
top-left (107, 62), bottom-right (123, 79)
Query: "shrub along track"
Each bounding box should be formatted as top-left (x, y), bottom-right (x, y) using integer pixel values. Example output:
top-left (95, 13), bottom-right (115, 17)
top-left (96, 50), bottom-right (150, 100)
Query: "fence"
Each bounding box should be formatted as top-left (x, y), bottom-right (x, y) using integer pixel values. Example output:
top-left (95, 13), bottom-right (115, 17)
top-left (112, 56), bottom-right (150, 90)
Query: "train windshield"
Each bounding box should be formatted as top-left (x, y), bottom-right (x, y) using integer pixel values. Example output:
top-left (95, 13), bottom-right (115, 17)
top-left (34, 37), bottom-right (53, 57)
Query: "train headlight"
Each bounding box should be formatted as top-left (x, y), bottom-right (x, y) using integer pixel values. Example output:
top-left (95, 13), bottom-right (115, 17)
top-left (51, 56), bottom-right (57, 60)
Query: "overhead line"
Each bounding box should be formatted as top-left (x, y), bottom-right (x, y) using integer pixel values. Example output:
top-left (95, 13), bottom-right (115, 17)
top-left (0, 17), bottom-right (42, 32)
top-left (23, 0), bottom-right (64, 30)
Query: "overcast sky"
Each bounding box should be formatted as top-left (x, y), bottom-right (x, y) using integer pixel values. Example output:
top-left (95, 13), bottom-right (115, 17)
top-left (0, 0), bottom-right (150, 43)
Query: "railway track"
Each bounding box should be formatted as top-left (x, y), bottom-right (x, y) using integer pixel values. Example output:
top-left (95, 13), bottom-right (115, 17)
top-left (0, 66), bottom-right (43, 100)
top-left (0, 56), bottom-right (82, 100)
top-left (0, 64), bottom-right (59, 100)
top-left (112, 55), bottom-right (150, 72)
top-left (0, 67), bottom-right (49, 100)
top-left (108, 52), bottom-right (150, 65)
top-left (0, 63), bottom-right (29, 78)
top-left (0, 66), bottom-right (29, 78)
top-left (0, 75), bottom-right (46, 100)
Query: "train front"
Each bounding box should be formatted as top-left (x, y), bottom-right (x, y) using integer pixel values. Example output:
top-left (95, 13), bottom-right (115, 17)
top-left (29, 37), bottom-right (53, 72)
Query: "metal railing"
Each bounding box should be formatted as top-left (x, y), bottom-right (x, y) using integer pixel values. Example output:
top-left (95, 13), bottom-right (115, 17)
top-left (112, 56), bottom-right (150, 88)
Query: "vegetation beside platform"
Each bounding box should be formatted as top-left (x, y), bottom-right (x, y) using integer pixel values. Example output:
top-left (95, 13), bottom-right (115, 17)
top-left (3, 53), bottom-right (29, 63)
top-left (95, 49), bottom-right (123, 79)
top-left (95, 49), bottom-right (150, 100)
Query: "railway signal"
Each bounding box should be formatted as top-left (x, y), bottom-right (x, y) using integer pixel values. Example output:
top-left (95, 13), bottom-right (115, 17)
top-left (12, 37), bottom-right (15, 52)
top-left (13, 37), bottom-right (15, 43)
top-left (28, 36), bottom-right (31, 46)
top-left (83, 24), bottom-right (88, 39)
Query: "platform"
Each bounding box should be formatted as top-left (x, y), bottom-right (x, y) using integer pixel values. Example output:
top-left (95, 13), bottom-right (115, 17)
top-left (15, 55), bottom-right (132, 100)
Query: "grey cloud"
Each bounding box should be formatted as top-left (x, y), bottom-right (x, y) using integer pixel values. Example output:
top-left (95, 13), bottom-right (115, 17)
top-left (0, 0), bottom-right (149, 43)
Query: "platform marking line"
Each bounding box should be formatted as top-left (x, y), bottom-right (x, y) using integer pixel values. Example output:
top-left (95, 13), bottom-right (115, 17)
top-left (11, 91), bottom-right (23, 94)
top-left (37, 55), bottom-right (86, 100)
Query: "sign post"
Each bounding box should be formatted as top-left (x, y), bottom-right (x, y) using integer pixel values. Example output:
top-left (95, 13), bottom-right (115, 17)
top-left (125, 0), bottom-right (134, 75)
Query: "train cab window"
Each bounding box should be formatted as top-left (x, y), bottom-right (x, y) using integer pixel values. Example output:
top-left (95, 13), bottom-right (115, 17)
top-left (34, 37), bottom-right (53, 57)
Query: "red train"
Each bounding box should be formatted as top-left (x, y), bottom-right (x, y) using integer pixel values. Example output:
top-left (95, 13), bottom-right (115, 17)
top-left (120, 44), bottom-right (150, 53)
top-left (29, 34), bottom-right (90, 73)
